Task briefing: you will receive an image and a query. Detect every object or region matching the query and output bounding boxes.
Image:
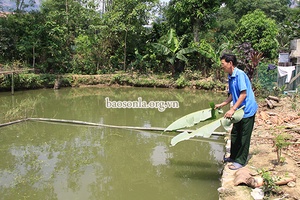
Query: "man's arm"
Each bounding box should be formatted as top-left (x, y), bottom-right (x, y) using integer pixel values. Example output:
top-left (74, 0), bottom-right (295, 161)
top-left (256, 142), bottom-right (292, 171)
top-left (215, 94), bottom-right (233, 109)
top-left (224, 90), bottom-right (246, 118)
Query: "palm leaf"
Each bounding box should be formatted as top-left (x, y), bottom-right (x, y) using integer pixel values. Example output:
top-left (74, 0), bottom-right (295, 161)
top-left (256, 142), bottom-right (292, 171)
top-left (164, 108), bottom-right (212, 131)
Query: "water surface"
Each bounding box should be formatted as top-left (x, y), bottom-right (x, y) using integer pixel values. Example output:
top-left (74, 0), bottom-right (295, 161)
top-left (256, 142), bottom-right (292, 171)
top-left (0, 87), bottom-right (228, 200)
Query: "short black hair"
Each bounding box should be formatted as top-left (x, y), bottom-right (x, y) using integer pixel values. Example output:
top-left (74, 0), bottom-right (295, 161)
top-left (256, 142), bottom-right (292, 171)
top-left (220, 54), bottom-right (237, 66)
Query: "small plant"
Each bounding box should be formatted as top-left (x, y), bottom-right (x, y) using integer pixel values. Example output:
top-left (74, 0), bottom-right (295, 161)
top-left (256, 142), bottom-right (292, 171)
top-left (273, 85), bottom-right (286, 97)
top-left (111, 74), bottom-right (122, 84)
top-left (291, 94), bottom-right (298, 110)
top-left (292, 102), bottom-right (297, 110)
top-left (273, 133), bottom-right (291, 164)
top-left (258, 169), bottom-right (281, 195)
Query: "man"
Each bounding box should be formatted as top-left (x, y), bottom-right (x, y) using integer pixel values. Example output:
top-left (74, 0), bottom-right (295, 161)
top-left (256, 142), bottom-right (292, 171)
top-left (215, 54), bottom-right (258, 170)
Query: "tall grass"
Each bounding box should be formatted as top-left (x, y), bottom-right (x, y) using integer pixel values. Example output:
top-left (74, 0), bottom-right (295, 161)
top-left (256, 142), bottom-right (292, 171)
top-left (0, 98), bottom-right (37, 123)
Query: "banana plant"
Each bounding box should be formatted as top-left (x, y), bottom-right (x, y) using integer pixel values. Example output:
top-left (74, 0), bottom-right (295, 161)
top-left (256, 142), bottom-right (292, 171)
top-left (152, 28), bottom-right (196, 75)
top-left (193, 36), bottom-right (231, 79)
top-left (168, 105), bottom-right (245, 146)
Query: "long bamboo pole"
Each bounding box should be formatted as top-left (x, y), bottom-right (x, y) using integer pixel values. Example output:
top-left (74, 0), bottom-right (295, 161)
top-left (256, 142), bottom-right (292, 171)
top-left (0, 119), bottom-right (28, 127)
top-left (0, 117), bottom-right (226, 136)
top-left (0, 118), bottom-right (226, 144)
top-left (26, 117), bottom-right (225, 135)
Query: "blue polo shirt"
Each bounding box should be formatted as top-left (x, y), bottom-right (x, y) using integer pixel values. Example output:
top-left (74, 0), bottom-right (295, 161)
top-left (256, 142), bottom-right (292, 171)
top-left (228, 68), bottom-right (258, 118)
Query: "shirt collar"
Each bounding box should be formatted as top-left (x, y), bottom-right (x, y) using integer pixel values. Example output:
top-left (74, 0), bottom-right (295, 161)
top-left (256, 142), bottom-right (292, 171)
top-left (228, 67), bottom-right (238, 79)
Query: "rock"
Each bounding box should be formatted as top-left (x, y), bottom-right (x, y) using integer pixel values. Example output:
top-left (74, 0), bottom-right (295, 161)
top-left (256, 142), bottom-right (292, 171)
top-left (287, 181), bottom-right (296, 187)
top-left (251, 188), bottom-right (264, 200)
top-left (218, 187), bottom-right (236, 196)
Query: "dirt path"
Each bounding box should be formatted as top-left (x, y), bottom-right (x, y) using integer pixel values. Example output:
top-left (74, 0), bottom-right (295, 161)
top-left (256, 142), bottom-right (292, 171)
top-left (219, 95), bottom-right (300, 200)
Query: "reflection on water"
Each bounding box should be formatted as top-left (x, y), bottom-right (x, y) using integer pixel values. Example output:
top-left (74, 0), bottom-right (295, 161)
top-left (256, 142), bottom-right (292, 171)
top-left (151, 144), bottom-right (172, 166)
top-left (0, 87), bottom-right (228, 200)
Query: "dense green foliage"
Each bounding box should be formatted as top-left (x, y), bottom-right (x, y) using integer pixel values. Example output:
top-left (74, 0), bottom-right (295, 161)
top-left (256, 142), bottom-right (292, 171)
top-left (235, 10), bottom-right (279, 59)
top-left (152, 28), bottom-right (197, 74)
top-left (164, 0), bottom-right (231, 42)
top-left (0, 0), bottom-right (299, 87)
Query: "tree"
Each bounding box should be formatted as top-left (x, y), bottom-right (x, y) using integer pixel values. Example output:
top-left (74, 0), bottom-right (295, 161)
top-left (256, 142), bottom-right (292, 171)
top-left (165, 0), bottom-right (230, 42)
top-left (0, 0), bottom-right (3, 11)
top-left (72, 23), bottom-right (114, 74)
top-left (235, 9), bottom-right (279, 59)
top-left (0, 12), bottom-right (40, 65)
top-left (15, 11), bottom-right (43, 68)
top-left (40, 0), bottom-right (102, 73)
top-left (217, 0), bottom-right (293, 53)
top-left (8, 0), bottom-right (36, 12)
top-left (277, 5), bottom-right (300, 51)
top-left (215, 4), bottom-right (237, 41)
top-left (0, 14), bottom-right (15, 62)
top-left (152, 28), bottom-right (196, 75)
top-left (102, 0), bottom-right (159, 71)
top-left (227, 0), bottom-right (290, 23)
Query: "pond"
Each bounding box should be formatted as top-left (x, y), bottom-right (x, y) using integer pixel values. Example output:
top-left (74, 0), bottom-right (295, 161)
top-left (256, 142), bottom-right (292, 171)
top-left (0, 87), bottom-right (228, 200)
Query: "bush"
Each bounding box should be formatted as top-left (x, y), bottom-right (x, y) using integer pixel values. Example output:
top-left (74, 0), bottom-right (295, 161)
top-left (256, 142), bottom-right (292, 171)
top-left (0, 73), bottom-right (72, 91)
top-left (175, 75), bottom-right (188, 88)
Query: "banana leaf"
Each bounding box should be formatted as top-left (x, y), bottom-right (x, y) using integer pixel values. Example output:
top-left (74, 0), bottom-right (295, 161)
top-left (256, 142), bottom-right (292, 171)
top-left (170, 119), bottom-right (221, 146)
top-left (221, 106), bottom-right (245, 131)
top-left (164, 108), bottom-right (212, 131)
top-left (170, 106), bottom-right (245, 146)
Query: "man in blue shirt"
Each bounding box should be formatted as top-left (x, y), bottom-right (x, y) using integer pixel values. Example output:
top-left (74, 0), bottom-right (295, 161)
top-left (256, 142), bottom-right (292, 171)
top-left (215, 54), bottom-right (258, 170)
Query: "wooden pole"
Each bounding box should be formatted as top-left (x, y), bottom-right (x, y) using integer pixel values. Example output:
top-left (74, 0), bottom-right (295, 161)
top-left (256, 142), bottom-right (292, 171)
top-left (11, 72), bottom-right (14, 95)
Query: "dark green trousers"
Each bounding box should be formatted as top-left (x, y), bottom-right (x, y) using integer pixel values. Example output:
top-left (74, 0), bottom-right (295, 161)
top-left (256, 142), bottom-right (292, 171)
top-left (230, 114), bottom-right (256, 165)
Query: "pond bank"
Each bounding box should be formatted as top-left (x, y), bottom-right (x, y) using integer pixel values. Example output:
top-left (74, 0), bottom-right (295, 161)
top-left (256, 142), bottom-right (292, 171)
top-left (219, 97), bottom-right (300, 200)
top-left (0, 73), bottom-right (226, 91)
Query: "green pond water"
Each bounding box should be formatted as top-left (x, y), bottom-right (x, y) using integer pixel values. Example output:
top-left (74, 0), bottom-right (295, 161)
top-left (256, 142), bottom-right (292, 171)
top-left (0, 87), bottom-right (228, 200)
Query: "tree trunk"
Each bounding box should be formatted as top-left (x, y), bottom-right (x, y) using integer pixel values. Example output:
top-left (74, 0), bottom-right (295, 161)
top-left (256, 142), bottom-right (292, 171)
top-left (123, 28), bottom-right (128, 71)
top-left (65, 0), bottom-right (68, 24)
top-left (32, 45), bottom-right (35, 68)
top-left (193, 19), bottom-right (200, 42)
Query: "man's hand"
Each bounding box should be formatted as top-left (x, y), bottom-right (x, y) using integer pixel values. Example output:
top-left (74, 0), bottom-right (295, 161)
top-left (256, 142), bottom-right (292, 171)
top-left (215, 102), bottom-right (225, 109)
top-left (224, 108), bottom-right (235, 118)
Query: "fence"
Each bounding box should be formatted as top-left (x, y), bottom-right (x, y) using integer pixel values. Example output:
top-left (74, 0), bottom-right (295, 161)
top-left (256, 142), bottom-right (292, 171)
top-left (277, 58), bottom-right (300, 91)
